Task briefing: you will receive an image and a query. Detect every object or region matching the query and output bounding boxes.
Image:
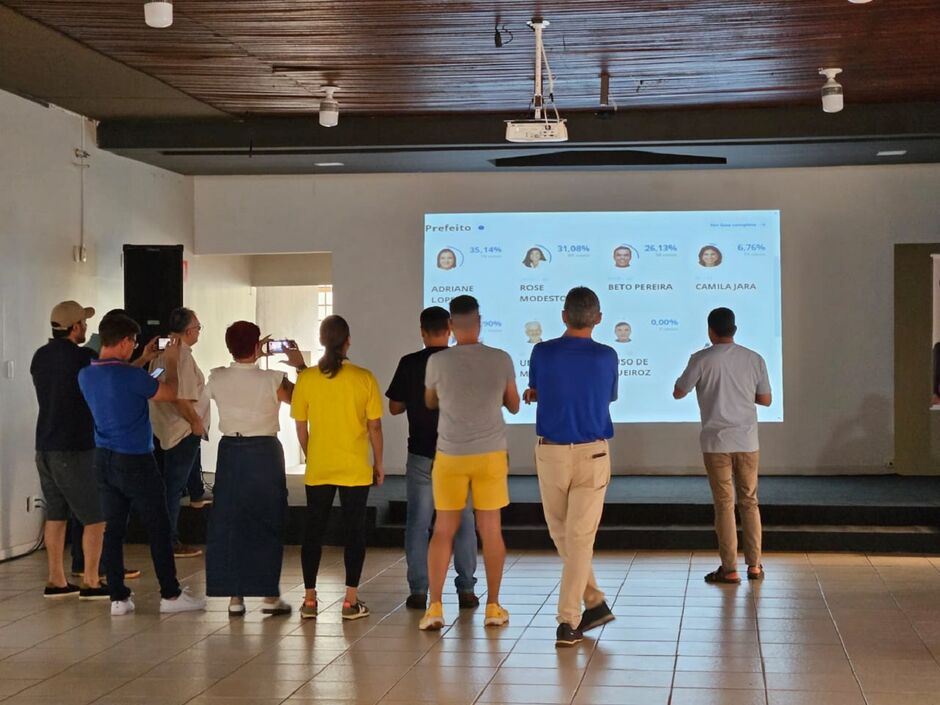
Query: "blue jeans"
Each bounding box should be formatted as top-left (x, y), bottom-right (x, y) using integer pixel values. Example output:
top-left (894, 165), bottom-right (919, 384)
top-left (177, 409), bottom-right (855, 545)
top-left (162, 434), bottom-right (201, 544)
top-left (405, 453), bottom-right (477, 595)
top-left (94, 449), bottom-right (180, 601)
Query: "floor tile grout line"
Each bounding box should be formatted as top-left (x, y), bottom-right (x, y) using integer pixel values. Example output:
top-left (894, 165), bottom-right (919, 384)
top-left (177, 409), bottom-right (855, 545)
top-left (808, 554), bottom-right (872, 705)
top-left (754, 555), bottom-right (773, 705)
top-left (563, 544), bottom-right (610, 705)
top-left (868, 553), bottom-right (940, 673)
top-left (15, 548), bottom-right (940, 705)
top-left (468, 549), bottom-right (560, 705)
top-left (181, 550), bottom-right (414, 705)
top-left (664, 552), bottom-right (693, 705)
top-left (362, 550), bottom-right (472, 705)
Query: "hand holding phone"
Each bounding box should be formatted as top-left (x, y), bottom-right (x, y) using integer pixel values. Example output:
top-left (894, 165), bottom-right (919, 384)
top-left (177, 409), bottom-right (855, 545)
top-left (150, 367), bottom-right (165, 379)
top-left (157, 337), bottom-right (172, 351)
top-left (264, 339), bottom-right (296, 355)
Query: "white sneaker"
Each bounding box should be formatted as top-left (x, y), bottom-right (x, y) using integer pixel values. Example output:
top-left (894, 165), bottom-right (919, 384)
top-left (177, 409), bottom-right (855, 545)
top-left (160, 587), bottom-right (207, 614)
top-left (111, 597), bottom-right (135, 616)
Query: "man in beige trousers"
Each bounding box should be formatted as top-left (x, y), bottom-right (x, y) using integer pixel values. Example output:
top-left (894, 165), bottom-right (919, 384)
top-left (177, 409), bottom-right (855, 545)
top-left (524, 287), bottom-right (619, 647)
top-left (674, 307), bottom-right (772, 584)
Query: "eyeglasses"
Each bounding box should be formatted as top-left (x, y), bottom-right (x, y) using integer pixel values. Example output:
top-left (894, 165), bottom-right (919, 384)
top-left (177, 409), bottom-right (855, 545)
top-left (129, 337), bottom-right (140, 350)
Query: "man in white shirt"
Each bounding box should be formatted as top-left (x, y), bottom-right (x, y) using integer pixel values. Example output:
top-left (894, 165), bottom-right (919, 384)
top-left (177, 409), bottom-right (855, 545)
top-left (150, 307), bottom-right (211, 558)
top-left (673, 307), bottom-right (772, 584)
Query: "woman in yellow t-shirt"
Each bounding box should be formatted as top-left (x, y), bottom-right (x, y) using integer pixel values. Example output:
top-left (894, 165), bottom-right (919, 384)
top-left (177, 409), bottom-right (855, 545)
top-left (291, 315), bottom-right (384, 621)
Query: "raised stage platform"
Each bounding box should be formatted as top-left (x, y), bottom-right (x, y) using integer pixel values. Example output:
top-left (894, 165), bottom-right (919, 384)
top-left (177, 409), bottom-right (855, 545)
top-left (166, 475), bottom-right (940, 554)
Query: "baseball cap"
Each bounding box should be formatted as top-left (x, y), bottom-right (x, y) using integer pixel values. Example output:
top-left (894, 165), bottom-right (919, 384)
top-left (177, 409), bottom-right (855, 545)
top-left (50, 301), bottom-right (95, 331)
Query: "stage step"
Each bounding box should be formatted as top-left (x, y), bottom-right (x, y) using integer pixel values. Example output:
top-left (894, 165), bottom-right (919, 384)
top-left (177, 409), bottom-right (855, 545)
top-left (131, 475), bottom-right (940, 555)
top-left (386, 500), bottom-right (940, 528)
top-left (371, 521), bottom-right (940, 553)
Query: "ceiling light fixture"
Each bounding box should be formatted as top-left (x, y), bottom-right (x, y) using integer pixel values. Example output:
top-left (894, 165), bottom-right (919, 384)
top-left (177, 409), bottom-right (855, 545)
top-left (819, 68), bottom-right (844, 113)
top-left (848, 0), bottom-right (873, 4)
top-left (319, 86), bottom-right (339, 128)
top-left (876, 150), bottom-right (907, 157)
top-left (144, 0), bottom-right (173, 28)
top-left (314, 162), bottom-right (345, 167)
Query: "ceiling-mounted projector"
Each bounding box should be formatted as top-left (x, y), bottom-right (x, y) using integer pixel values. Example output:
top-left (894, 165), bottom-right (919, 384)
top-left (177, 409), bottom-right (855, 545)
top-left (505, 120), bottom-right (568, 143)
top-left (506, 18), bottom-right (568, 143)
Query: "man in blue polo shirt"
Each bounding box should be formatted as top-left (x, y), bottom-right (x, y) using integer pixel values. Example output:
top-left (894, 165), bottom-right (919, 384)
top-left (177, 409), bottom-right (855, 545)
top-left (524, 286), bottom-right (618, 647)
top-left (79, 313), bottom-right (206, 616)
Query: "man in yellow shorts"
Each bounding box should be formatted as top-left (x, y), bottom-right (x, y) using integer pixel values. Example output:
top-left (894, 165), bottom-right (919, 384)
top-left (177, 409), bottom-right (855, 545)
top-left (420, 295), bottom-right (520, 630)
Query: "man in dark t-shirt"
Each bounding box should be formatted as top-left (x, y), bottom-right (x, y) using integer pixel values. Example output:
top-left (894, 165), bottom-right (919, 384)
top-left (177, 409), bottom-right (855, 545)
top-left (386, 306), bottom-right (478, 611)
top-left (30, 300), bottom-right (108, 599)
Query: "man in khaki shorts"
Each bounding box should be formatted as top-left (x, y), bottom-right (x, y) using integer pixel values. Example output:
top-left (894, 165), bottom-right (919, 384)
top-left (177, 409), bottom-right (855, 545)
top-left (674, 307), bottom-right (772, 584)
top-left (524, 287), bottom-right (619, 647)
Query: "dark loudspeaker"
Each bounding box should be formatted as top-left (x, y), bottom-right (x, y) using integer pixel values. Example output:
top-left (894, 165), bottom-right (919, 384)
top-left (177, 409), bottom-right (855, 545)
top-left (123, 244), bottom-right (184, 347)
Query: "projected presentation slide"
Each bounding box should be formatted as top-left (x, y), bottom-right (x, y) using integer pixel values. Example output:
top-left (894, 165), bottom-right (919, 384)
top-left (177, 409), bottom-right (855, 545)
top-left (424, 211), bottom-right (783, 424)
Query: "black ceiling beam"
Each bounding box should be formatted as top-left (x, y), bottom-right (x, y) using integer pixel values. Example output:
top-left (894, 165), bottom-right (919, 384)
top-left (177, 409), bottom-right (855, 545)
top-left (97, 102), bottom-right (940, 153)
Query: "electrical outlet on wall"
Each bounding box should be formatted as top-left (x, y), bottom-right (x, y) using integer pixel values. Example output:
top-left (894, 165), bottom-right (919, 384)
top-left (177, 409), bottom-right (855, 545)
top-left (26, 496), bottom-right (46, 512)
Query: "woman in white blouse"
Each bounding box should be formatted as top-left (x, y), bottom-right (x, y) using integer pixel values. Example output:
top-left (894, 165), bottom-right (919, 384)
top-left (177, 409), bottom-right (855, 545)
top-left (205, 321), bottom-right (303, 616)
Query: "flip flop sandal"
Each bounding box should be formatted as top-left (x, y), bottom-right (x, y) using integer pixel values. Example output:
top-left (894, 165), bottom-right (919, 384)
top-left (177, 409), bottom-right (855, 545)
top-left (747, 565), bottom-right (765, 581)
top-left (704, 566), bottom-right (741, 584)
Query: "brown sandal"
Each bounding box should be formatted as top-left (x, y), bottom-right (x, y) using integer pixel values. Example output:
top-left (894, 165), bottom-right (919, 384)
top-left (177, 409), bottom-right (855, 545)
top-left (747, 565), bottom-right (765, 581)
top-left (704, 566), bottom-right (741, 584)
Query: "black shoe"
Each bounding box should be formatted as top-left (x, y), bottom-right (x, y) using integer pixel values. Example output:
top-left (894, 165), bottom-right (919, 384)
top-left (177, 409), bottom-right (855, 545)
top-left (406, 593), bottom-right (427, 610)
top-left (44, 583), bottom-right (80, 599)
top-left (458, 591), bottom-right (480, 609)
top-left (72, 568), bottom-right (141, 581)
top-left (555, 623), bottom-right (584, 648)
top-left (577, 601), bottom-right (615, 632)
top-left (79, 584), bottom-right (110, 601)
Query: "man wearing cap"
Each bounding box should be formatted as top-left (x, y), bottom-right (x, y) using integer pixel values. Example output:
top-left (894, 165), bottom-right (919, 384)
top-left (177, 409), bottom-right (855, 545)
top-left (30, 301), bottom-right (110, 599)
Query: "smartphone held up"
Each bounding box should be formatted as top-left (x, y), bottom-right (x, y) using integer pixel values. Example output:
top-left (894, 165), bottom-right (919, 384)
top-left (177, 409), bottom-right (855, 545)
top-left (264, 339), bottom-right (297, 355)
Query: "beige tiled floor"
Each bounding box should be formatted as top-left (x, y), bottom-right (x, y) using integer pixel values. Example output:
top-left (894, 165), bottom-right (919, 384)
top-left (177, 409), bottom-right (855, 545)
top-left (3, 548), bottom-right (940, 704)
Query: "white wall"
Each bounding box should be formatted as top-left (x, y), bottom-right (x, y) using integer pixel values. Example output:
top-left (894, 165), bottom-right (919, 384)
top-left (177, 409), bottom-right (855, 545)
top-left (194, 167), bottom-right (940, 476)
top-left (0, 89), bottom-right (254, 558)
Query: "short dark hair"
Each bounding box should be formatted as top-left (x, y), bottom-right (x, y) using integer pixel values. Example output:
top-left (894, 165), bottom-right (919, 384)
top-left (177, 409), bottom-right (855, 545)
top-left (225, 321), bottom-right (261, 359)
top-left (449, 295), bottom-right (479, 316)
top-left (708, 307), bottom-right (737, 337)
top-left (99, 314), bottom-right (141, 348)
top-left (102, 308), bottom-right (128, 322)
top-left (168, 307), bottom-right (196, 334)
top-left (420, 306), bottom-right (450, 335)
top-left (51, 328), bottom-right (71, 339)
top-left (564, 287), bottom-right (600, 329)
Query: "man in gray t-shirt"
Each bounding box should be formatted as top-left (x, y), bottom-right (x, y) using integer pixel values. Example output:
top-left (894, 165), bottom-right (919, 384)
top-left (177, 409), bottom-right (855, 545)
top-left (419, 295), bottom-right (520, 632)
top-left (426, 341), bottom-right (515, 457)
top-left (674, 307), bottom-right (772, 585)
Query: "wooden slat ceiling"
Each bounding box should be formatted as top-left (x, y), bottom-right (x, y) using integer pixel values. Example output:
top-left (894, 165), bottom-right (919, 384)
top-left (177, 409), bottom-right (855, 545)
top-left (3, 0), bottom-right (939, 119)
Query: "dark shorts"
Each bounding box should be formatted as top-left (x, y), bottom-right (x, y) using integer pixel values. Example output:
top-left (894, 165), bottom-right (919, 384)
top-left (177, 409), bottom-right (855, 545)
top-left (35, 450), bottom-right (104, 524)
